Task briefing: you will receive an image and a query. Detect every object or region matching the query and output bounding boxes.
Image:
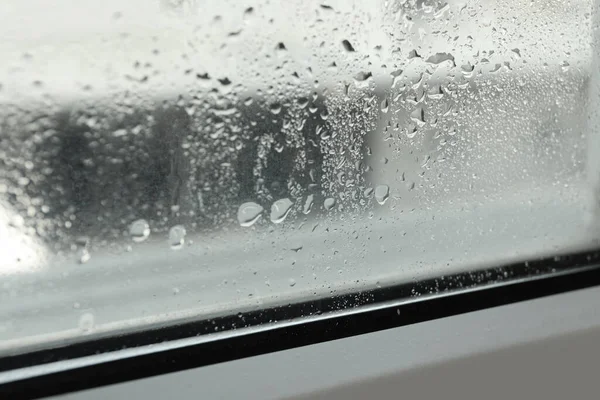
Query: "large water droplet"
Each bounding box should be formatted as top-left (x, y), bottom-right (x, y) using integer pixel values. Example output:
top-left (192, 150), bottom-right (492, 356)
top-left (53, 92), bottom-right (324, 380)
top-left (375, 185), bottom-right (390, 205)
top-left (303, 194), bottom-right (314, 214)
top-left (168, 225), bottom-right (186, 250)
top-left (129, 219), bottom-right (150, 242)
top-left (324, 197), bottom-right (336, 210)
top-left (237, 202), bottom-right (263, 227)
top-left (270, 198), bottom-right (294, 223)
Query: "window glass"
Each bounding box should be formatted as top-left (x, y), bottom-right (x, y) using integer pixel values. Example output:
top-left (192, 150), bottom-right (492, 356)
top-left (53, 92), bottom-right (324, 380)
top-left (0, 0), bottom-right (597, 353)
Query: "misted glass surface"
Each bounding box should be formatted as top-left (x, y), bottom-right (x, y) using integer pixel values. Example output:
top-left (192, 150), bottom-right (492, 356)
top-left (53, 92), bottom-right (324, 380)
top-left (0, 0), bottom-right (598, 352)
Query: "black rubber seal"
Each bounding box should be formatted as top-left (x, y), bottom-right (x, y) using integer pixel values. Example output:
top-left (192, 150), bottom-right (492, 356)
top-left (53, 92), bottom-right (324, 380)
top-left (2, 250), bottom-right (600, 399)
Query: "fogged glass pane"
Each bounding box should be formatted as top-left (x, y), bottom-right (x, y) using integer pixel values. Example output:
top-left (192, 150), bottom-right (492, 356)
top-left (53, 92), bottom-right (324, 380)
top-left (0, 0), bottom-right (597, 351)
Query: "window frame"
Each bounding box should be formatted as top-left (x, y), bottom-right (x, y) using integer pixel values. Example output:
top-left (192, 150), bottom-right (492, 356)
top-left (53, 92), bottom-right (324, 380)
top-left (1, 249), bottom-right (600, 398)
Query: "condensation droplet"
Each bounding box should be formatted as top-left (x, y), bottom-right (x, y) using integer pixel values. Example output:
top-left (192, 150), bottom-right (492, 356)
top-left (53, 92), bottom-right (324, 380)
top-left (79, 249), bottom-right (91, 264)
top-left (112, 129), bottom-right (127, 137)
top-left (461, 63), bottom-right (475, 73)
top-left (237, 202), bottom-right (264, 227)
top-left (270, 198), bottom-right (294, 223)
top-left (79, 313), bottom-right (95, 333)
top-left (75, 236), bottom-right (90, 247)
top-left (129, 219), bottom-right (150, 242)
top-left (353, 71), bottom-right (372, 84)
top-left (168, 225), bottom-right (186, 250)
top-left (375, 185), bottom-right (390, 205)
top-left (380, 98), bottom-right (389, 113)
top-left (410, 107), bottom-right (425, 126)
top-left (406, 126), bottom-right (418, 139)
top-left (289, 278), bottom-right (297, 287)
top-left (324, 197), bottom-right (336, 210)
top-left (342, 39), bottom-right (355, 52)
top-left (303, 194), bottom-right (314, 214)
top-left (408, 49), bottom-right (421, 59)
top-left (427, 85), bottom-right (444, 100)
top-left (425, 52), bottom-right (455, 65)
top-left (391, 69), bottom-right (403, 87)
top-left (9, 214), bottom-right (24, 228)
top-left (269, 102), bottom-right (282, 115)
